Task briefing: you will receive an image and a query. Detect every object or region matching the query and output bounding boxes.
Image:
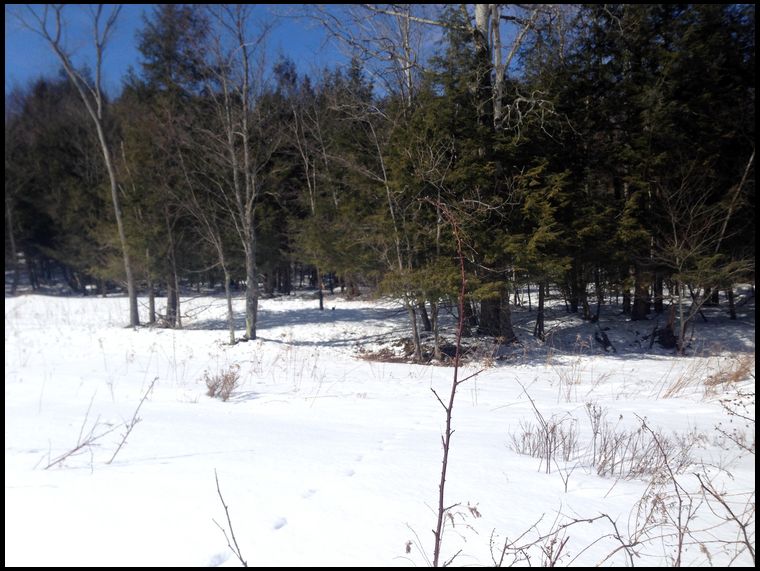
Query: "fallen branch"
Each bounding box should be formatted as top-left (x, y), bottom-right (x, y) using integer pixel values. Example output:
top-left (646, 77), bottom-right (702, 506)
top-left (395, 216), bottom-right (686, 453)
top-left (106, 376), bottom-right (158, 465)
top-left (44, 393), bottom-right (118, 470)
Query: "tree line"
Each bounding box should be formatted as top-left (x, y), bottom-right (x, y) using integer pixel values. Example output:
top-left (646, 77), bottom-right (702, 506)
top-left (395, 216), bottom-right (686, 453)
top-left (5, 4), bottom-right (755, 355)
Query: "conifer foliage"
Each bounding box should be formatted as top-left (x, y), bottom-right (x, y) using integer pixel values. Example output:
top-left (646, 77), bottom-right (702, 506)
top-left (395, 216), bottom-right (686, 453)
top-left (7, 5), bottom-right (754, 353)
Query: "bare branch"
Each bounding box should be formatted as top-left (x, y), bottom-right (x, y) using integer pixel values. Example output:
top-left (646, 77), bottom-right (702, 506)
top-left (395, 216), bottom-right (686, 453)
top-left (107, 377), bottom-right (158, 465)
top-left (213, 469), bottom-right (249, 567)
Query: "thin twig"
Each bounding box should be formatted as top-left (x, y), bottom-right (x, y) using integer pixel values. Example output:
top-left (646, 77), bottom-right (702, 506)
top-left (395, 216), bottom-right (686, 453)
top-left (696, 474), bottom-right (755, 564)
top-left (431, 203), bottom-right (486, 566)
top-left (213, 469), bottom-right (248, 567)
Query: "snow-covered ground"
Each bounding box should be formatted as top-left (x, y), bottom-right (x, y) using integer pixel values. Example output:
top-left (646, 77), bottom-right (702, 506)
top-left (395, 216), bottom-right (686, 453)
top-left (5, 289), bottom-right (755, 566)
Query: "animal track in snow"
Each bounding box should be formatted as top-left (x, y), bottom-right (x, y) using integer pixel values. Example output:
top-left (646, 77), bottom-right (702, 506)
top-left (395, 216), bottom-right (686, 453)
top-left (208, 552), bottom-right (229, 566)
top-left (273, 517), bottom-right (287, 530)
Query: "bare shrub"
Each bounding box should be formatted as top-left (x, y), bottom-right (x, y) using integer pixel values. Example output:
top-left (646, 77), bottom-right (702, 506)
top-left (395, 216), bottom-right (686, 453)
top-left (500, 405), bottom-right (751, 566)
top-left (697, 473), bottom-right (756, 565)
top-left (510, 418), bottom-right (579, 470)
top-left (204, 365), bottom-right (241, 402)
top-left (715, 387), bottom-right (755, 455)
top-left (611, 419), bottom-right (754, 566)
top-left (205, 371), bottom-right (221, 397)
top-left (510, 389), bottom-right (579, 473)
top-left (594, 419), bottom-right (699, 480)
top-left (586, 402), bottom-right (699, 480)
top-left (269, 343), bottom-right (322, 391)
top-left (219, 366), bottom-right (241, 401)
top-left (513, 400), bottom-right (699, 481)
top-left (585, 401), bottom-right (606, 467)
top-left (489, 510), bottom-right (646, 567)
top-left (552, 358), bottom-right (584, 403)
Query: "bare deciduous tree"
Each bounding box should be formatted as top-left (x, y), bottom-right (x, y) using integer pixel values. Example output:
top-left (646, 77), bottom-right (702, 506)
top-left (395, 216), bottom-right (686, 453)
top-left (654, 160), bottom-right (753, 353)
top-left (202, 5), bottom-right (279, 341)
top-left (17, 5), bottom-right (140, 326)
top-left (176, 142), bottom-right (238, 345)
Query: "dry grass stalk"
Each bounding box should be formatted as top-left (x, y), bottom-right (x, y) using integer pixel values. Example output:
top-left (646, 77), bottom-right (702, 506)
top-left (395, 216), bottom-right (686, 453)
top-left (663, 353), bottom-right (754, 399)
top-left (704, 354), bottom-right (755, 391)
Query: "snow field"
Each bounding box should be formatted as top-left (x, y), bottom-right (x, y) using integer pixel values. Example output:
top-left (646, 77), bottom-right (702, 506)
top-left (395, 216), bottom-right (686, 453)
top-left (5, 292), bottom-right (755, 566)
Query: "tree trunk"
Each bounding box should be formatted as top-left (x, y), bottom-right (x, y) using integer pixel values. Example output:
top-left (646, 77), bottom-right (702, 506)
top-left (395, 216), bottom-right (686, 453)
top-left (166, 280), bottom-right (177, 327)
top-left (527, 282), bottom-right (532, 311)
top-left (568, 267), bottom-right (579, 313)
top-left (499, 288), bottom-right (517, 343)
top-left (594, 268), bottom-right (604, 321)
top-left (244, 243), bottom-right (259, 340)
top-left (657, 305), bottom-right (678, 349)
top-left (98, 126), bottom-right (140, 324)
top-left (164, 208), bottom-right (181, 329)
top-left (430, 300), bottom-right (442, 361)
top-left (479, 286), bottom-right (516, 343)
top-left (173, 271), bottom-right (181, 328)
top-left (26, 253), bottom-right (38, 290)
top-left (464, 298), bottom-right (477, 330)
top-left (63, 265), bottom-right (83, 294)
top-left (224, 267), bottom-right (236, 345)
top-left (5, 196), bottom-right (20, 295)
top-left (472, 4), bottom-right (494, 126)
top-left (280, 262), bottom-right (292, 295)
top-left (406, 301), bottom-right (422, 362)
top-left (581, 292), bottom-right (592, 321)
top-left (727, 287), bottom-right (736, 320)
top-left (513, 282), bottom-right (520, 306)
top-left (317, 268), bottom-right (324, 310)
top-left (653, 272), bottom-right (664, 314)
top-left (479, 298), bottom-right (500, 336)
top-left (631, 267), bottom-right (650, 321)
top-left (148, 283), bottom-right (156, 325)
top-left (145, 248), bottom-right (155, 322)
top-left (677, 281), bottom-right (686, 355)
top-left (175, 267), bottom-right (183, 329)
top-left (622, 290), bottom-right (631, 314)
top-left (533, 281), bottom-right (545, 340)
top-left (418, 300), bottom-right (432, 332)
top-left (39, 7), bottom-right (139, 327)
top-left (265, 270), bottom-right (275, 296)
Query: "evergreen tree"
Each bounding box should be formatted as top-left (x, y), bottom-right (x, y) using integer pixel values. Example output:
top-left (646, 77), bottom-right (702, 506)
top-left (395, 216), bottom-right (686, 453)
top-left (118, 4), bottom-right (211, 327)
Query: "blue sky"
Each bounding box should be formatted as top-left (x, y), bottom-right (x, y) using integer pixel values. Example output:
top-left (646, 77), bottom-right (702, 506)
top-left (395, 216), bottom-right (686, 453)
top-left (5, 4), bottom-right (346, 96)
